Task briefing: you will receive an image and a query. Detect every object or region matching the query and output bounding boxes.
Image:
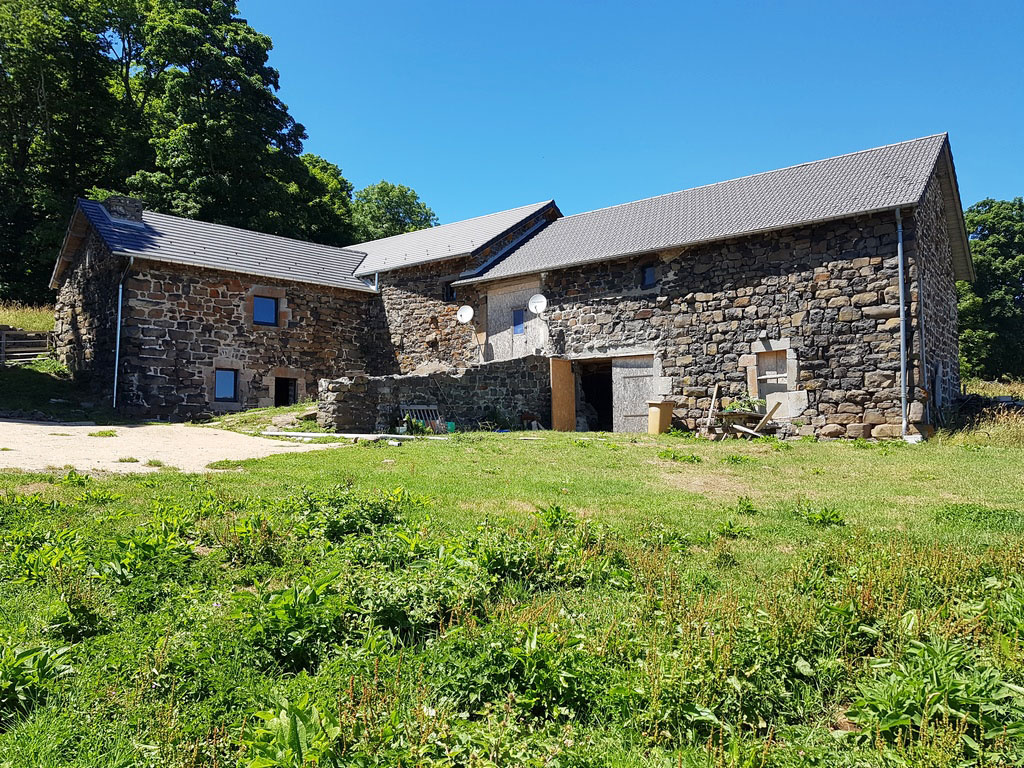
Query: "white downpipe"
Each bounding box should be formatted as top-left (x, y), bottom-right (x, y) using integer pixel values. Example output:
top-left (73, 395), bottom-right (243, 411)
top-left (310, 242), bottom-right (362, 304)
top-left (111, 256), bottom-right (134, 409)
top-left (895, 209), bottom-right (908, 437)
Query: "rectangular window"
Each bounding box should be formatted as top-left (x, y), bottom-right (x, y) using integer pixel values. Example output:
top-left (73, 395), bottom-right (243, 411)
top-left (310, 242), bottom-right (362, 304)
top-left (512, 308), bottom-right (526, 335)
top-left (641, 264), bottom-right (657, 289)
top-left (214, 369), bottom-right (238, 402)
top-left (253, 296), bottom-right (279, 326)
top-left (442, 282), bottom-right (457, 302)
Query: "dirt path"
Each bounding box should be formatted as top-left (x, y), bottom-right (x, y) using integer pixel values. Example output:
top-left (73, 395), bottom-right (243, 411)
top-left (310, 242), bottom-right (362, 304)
top-left (0, 419), bottom-right (345, 474)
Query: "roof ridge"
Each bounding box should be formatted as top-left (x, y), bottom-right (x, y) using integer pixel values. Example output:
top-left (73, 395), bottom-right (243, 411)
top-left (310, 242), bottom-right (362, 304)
top-left (346, 199), bottom-right (554, 249)
top-left (553, 134), bottom-right (948, 223)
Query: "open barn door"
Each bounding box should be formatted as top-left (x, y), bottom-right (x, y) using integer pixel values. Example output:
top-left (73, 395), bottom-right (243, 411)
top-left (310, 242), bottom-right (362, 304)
top-left (612, 355), bottom-right (654, 432)
top-left (550, 358), bottom-right (576, 431)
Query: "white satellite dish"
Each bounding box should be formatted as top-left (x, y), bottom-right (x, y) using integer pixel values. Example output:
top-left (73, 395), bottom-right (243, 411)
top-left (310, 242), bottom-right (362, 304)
top-left (527, 293), bottom-right (548, 314)
top-left (455, 305), bottom-right (475, 324)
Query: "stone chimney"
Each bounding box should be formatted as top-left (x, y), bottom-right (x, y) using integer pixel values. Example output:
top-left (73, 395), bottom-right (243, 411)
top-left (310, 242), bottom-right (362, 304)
top-left (102, 195), bottom-right (144, 222)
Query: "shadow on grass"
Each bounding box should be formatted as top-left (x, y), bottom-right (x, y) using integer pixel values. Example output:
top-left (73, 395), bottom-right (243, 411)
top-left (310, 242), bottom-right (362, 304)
top-left (0, 359), bottom-right (118, 423)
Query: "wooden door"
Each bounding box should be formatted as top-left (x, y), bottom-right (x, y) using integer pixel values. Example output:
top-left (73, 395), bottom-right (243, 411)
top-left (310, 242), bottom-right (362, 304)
top-left (756, 350), bottom-right (788, 398)
top-left (550, 358), bottom-right (576, 431)
top-left (612, 355), bottom-right (654, 432)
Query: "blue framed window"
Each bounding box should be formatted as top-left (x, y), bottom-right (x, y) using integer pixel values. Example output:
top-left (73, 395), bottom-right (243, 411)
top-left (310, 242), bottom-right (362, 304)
top-left (640, 264), bottom-right (657, 289)
top-left (253, 296), bottom-right (278, 326)
top-left (512, 308), bottom-right (526, 335)
top-left (214, 369), bottom-right (238, 402)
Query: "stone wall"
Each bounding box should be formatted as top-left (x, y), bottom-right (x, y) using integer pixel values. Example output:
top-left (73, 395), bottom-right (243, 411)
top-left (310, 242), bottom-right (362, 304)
top-left (318, 355), bottom-right (551, 433)
top-left (371, 205), bottom-right (558, 375)
top-left (912, 171), bottom-right (960, 415)
top-left (539, 195), bottom-right (957, 438)
top-left (53, 230), bottom-right (126, 398)
top-left (117, 260), bottom-right (375, 419)
top-left (372, 255), bottom-right (483, 375)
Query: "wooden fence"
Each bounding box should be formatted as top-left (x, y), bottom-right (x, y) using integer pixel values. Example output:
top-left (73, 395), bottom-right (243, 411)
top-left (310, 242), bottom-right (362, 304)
top-left (0, 329), bottom-right (53, 365)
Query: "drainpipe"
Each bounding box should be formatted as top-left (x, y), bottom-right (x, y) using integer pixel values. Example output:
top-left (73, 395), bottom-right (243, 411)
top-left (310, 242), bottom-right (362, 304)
top-left (895, 209), bottom-right (908, 437)
top-left (111, 256), bottom-right (134, 409)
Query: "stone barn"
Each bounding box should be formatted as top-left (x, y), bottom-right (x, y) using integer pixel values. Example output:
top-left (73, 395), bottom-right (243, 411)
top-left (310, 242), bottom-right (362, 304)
top-left (52, 133), bottom-right (972, 438)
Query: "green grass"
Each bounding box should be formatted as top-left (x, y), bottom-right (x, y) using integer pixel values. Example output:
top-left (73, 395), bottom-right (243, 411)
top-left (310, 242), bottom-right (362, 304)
top-left (1, 430), bottom-right (1023, 766)
top-left (202, 400), bottom-right (319, 435)
top-left (0, 301), bottom-right (53, 332)
top-left (87, 429), bottom-right (117, 438)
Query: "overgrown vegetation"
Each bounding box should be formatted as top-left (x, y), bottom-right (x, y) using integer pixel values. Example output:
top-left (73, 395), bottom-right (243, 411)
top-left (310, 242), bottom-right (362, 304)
top-left (0, 429), bottom-right (1022, 766)
top-left (0, 302), bottom-right (53, 332)
top-left (0, 0), bottom-right (435, 303)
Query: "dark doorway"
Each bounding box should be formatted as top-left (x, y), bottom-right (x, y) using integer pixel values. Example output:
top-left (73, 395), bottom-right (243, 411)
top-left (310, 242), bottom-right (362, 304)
top-left (274, 377), bottom-right (298, 407)
top-left (578, 360), bottom-right (613, 432)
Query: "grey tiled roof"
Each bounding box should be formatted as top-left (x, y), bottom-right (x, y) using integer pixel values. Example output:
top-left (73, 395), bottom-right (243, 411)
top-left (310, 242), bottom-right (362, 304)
top-left (350, 200), bottom-right (554, 276)
top-left (458, 134), bottom-right (954, 284)
top-left (76, 199), bottom-right (375, 292)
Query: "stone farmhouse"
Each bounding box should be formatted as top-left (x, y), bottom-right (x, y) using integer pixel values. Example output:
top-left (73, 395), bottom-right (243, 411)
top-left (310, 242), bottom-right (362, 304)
top-left (51, 134), bottom-right (973, 438)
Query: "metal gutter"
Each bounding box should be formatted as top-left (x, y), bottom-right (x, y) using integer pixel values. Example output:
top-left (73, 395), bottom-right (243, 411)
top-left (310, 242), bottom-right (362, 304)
top-left (112, 256), bottom-right (134, 410)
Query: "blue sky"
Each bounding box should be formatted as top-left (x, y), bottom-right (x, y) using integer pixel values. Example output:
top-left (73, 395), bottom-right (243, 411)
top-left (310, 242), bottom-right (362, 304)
top-left (244, 0), bottom-right (1023, 224)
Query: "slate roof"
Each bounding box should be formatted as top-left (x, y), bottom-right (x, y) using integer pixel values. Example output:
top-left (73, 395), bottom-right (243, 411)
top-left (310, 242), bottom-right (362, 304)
top-left (62, 199), bottom-right (376, 292)
top-left (456, 134), bottom-right (971, 285)
top-left (349, 200), bottom-right (554, 276)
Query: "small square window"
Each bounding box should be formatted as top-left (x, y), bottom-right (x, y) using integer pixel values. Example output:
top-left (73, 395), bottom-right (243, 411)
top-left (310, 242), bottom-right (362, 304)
top-left (253, 296), bottom-right (278, 326)
top-left (512, 308), bottom-right (526, 335)
top-left (640, 265), bottom-right (657, 289)
top-left (214, 369), bottom-right (238, 402)
top-left (442, 282), bottom-right (457, 301)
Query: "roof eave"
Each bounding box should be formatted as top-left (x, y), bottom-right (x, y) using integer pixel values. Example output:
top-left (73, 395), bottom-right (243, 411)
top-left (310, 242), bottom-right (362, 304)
top-left (49, 201), bottom-right (95, 289)
top-left (935, 139), bottom-right (975, 282)
top-left (121, 252), bottom-right (379, 293)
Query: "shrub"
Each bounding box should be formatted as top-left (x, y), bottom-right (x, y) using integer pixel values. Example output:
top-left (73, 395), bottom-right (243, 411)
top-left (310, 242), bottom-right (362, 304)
top-left (428, 624), bottom-right (610, 722)
top-left (535, 503), bottom-right (574, 531)
top-left (721, 454), bottom-right (756, 465)
top-left (239, 694), bottom-right (341, 767)
top-left (3, 525), bottom-right (88, 584)
top-left (219, 513), bottom-right (283, 566)
top-left (54, 469), bottom-right (90, 487)
top-left (0, 636), bottom-right (72, 726)
top-left (296, 487), bottom-right (412, 541)
top-left (847, 636), bottom-right (1024, 751)
top-left (657, 448), bottom-right (702, 463)
top-left (230, 572), bottom-right (349, 671)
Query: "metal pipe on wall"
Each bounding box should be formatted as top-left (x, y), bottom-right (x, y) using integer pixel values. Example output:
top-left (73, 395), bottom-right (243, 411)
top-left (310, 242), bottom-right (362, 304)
top-left (111, 256), bottom-right (134, 409)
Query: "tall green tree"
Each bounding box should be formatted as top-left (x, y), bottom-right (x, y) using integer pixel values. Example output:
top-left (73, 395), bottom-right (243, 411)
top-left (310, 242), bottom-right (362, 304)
top-left (0, 0), bottom-right (434, 303)
top-left (352, 181), bottom-right (438, 242)
top-left (125, 0), bottom-right (306, 227)
top-left (0, 0), bottom-right (119, 302)
top-left (958, 197), bottom-right (1024, 379)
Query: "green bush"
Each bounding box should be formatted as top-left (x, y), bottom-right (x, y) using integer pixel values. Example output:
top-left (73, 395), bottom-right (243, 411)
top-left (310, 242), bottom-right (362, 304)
top-left (848, 636), bottom-right (1024, 751)
top-left (0, 636), bottom-right (72, 726)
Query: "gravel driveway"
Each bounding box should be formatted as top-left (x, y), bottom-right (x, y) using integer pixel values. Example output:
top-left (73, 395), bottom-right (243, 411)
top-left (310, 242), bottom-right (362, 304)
top-left (0, 419), bottom-right (344, 474)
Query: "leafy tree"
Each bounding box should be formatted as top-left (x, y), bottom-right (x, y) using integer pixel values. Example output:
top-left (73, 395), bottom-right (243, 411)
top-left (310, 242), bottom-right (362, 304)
top-left (958, 198), bottom-right (1024, 379)
top-left (0, 0), bottom-right (119, 302)
top-left (353, 181), bottom-right (438, 242)
top-left (0, 0), bottom-right (434, 303)
top-left (125, 0), bottom-right (307, 227)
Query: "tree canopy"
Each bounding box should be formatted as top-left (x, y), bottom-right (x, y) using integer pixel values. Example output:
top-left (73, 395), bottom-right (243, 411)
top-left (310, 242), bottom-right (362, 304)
top-left (958, 197), bottom-right (1024, 379)
top-left (0, 0), bottom-right (434, 303)
top-left (352, 181), bottom-right (439, 242)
